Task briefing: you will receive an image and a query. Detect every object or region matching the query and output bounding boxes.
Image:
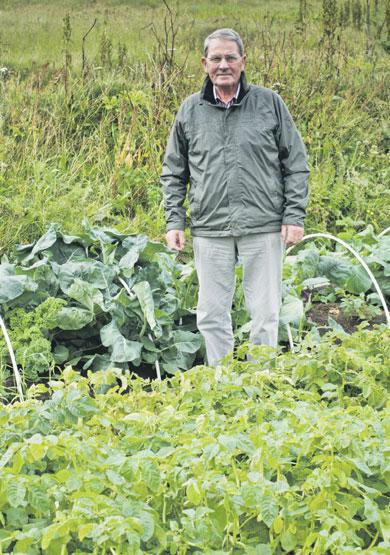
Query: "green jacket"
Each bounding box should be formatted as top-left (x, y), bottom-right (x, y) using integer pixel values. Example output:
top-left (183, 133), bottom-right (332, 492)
top-left (161, 74), bottom-right (309, 236)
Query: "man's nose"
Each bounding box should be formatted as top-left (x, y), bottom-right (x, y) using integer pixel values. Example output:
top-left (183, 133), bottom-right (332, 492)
top-left (218, 57), bottom-right (229, 68)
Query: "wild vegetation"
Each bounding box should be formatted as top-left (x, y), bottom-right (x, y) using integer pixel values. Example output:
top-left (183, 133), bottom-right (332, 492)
top-left (0, 1), bottom-right (389, 553)
top-left (0, 0), bottom-right (389, 254)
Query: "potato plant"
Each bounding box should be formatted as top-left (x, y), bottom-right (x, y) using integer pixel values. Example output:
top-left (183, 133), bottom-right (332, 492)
top-left (0, 327), bottom-right (388, 553)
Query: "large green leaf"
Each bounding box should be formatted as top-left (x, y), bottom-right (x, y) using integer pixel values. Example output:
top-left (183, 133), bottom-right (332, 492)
top-left (66, 279), bottom-right (105, 313)
top-left (140, 335), bottom-right (161, 352)
top-left (317, 254), bottom-right (373, 293)
top-left (121, 233), bottom-right (148, 249)
top-left (6, 481), bottom-right (26, 508)
top-left (161, 330), bottom-right (202, 372)
top-left (45, 241), bottom-right (87, 265)
top-left (345, 265), bottom-right (372, 294)
top-left (0, 265), bottom-right (37, 303)
top-left (118, 248), bottom-right (140, 271)
top-left (107, 288), bottom-right (140, 328)
top-left (119, 234), bottom-right (149, 272)
top-left (296, 245), bottom-right (320, 279)
top-left (318, 255), bottom-right (354, 285)
top-left (139, 240), bottom-right (170, 263)
top-left (82, 353), bottom-right (121, 371)
top-left (161, 349), bottom-right (197, 373)
top-left (53, 345), bottom-right (70, 364)
top-left (100, 320), bottom-right (142, 363)
top-left (259, 493), bottom-right (278, 527)
top-left (170, 330), bottom-right (202, 354)
top-left (55, 260), bottom-right (118, 293)
top-left (370, 236), bottom-right (390, 265)
top-left (279, 294), bottom-right (304, 325)
top-left (302, 276), bottom-right (330, 289)
top-left (376, 275), bottom-right (390, 296)
top-left (133, 281), bottom-right (161, 337)
top-left (23, 225), bottom-right (58, 263)
top-left (15, 259), bottom-right (58, 296)
top-left (83, 220), bottom-right (131, 241)
top-left (56, 307), bottom-right (94, 330)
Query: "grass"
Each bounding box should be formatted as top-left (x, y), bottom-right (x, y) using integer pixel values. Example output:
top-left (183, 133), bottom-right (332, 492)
top-left (0, 0), bottom-right (389, 255)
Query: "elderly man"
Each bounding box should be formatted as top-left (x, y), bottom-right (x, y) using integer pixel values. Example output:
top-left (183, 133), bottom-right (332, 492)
top-left (161, 28), bottom-right (309, 366)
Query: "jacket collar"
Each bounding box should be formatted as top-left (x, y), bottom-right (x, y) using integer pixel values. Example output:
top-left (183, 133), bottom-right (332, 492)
top-left (200, 72), bottom-right (249, 105)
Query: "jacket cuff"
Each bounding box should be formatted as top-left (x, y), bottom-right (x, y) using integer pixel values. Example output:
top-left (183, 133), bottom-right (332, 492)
top-left (166, 221), bottom-right (185, 232)
top-left (281, 218), bottom-right (305, 228)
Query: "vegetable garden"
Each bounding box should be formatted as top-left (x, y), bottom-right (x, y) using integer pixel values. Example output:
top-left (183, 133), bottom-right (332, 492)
top-left (0, 0), bottom-right (389, 553)
top-left (0, 222), bottom-right (389, 554)
top-left (0, 327), bottom-right (388, 554)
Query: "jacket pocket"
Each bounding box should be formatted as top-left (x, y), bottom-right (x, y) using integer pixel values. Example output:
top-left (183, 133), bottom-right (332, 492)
top-left (188, 131), bottom-right (204, 156)
top-left (270, 179), bottom-right (285, 215)
top-left (238, 114), bottom-right (276, 135)
top-left (189, 176), bottom-right (201, 220)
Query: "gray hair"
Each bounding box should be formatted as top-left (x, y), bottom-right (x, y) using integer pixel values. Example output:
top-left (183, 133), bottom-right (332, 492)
top-left (203, 28), bottom-right (244, 57)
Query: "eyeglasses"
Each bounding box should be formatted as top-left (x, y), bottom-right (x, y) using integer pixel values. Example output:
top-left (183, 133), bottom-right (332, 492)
top-left (206, 55), bottom-right (242, 65)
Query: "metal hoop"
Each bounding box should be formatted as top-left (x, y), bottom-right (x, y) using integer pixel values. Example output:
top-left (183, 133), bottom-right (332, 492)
top-left (378, 226), bottom-right (390, 237)
top-left (284, 232), bottom-right (390, 350)
top-left (0, 315), bottom-right (24, 402)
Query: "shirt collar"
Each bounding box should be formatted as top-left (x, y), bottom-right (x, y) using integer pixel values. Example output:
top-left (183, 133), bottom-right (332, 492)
top-left (213, 82), bottom-right (241, 105)
top-left (200, 73), bottom-right (249, 105)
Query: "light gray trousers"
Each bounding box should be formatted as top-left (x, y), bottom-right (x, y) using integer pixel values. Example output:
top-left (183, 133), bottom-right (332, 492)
top-left (193, 232), bottom-right (283, 366)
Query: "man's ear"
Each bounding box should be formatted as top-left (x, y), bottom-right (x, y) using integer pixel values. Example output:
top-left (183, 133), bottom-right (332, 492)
top-left (201, 57), bottom-right (208, 73)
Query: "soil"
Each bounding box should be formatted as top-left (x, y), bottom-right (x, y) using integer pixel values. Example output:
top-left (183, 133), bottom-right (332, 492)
top-left (306, 302), bottom-right (387, 334)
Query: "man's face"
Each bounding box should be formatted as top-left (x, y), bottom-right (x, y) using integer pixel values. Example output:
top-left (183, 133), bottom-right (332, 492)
top-left (202, 38), bottom-right (246, 90)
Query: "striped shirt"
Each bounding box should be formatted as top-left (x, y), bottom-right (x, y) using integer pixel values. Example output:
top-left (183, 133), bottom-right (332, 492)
top-left (213, 83), bottom-right (241, 108)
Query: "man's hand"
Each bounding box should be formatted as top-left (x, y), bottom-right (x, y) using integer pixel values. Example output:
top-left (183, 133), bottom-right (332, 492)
top-left (281, 224), bottom-right (304, 247)
top-left (166, 229), bottom-right (185, 251)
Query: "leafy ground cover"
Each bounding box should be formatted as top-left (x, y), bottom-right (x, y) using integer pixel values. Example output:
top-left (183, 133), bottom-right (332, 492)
top-left (279, 226), bottom-right (390, 336)
top-left (1, 223), bottom-right (388, 397)
top-left (0, 222), bottom-right (201, 392)
top-left (231, 225), bottom-right (390, 344)
top-left (0, 327), bottom-right (389, 554)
